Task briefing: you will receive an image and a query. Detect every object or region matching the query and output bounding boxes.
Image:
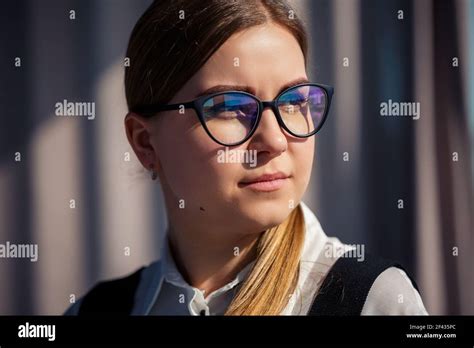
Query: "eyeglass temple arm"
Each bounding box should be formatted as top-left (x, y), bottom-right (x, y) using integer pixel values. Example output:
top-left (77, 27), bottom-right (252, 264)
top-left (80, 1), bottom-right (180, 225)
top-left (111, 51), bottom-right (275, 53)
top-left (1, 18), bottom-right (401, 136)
top-left (131, 101), bottom-right (196, 117)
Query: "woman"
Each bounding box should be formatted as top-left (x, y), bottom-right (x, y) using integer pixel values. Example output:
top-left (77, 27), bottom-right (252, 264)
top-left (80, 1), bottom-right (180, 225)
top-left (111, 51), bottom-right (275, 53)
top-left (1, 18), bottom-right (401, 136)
top-left (65, 0), bottom-right (428, 316)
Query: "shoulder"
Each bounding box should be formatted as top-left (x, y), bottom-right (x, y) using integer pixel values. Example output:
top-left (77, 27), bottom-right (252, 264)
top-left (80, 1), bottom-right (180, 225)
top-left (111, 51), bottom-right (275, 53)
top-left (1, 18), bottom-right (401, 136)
top-left (298, 203), bottom-right (429, 316)
top-left (62, 265), bottom-right (147, 316)
top-left (308, 251), bottom-right (428, 315)
top-left (63, 297), bottom-right (83, 316)
top-left (361, 266), bottom-right (429, 315)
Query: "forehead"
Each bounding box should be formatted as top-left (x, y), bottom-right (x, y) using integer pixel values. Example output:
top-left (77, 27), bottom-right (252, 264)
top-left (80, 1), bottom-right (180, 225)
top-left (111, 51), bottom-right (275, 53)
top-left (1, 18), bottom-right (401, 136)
top-left (180, 22), bottom-right (307, 100)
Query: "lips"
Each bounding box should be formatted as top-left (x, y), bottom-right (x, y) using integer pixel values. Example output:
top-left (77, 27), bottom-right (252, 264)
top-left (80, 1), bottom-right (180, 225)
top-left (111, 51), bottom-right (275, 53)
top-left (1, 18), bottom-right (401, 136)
top-left (239, 172), bottom-right (290, 192)
top-left (240, 172), bottom-right (289, 184)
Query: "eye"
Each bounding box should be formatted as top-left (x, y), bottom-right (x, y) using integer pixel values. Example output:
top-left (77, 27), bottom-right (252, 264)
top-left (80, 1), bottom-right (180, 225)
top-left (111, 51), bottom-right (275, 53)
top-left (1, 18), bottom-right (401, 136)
top-left (206, 102), bottom-right (256, 119)
top-left (292, 96), bottom-right (309, 106)
top-left (280, 90), bottom-right (308, 103)
top-left (279, 95), bottom-right (309, 113)
top-left (210, 101), bottom-right (234, 111)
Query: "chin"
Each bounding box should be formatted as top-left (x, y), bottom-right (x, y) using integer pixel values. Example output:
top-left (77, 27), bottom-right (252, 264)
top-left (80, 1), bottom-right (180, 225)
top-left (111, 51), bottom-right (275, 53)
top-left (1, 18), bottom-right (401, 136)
top-left (238, 198), bottom-right (294, 230)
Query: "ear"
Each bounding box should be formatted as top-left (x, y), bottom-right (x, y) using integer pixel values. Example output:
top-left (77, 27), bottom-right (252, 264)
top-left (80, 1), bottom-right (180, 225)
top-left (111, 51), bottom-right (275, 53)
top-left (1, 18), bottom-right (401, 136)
top-left (124, 112), bottom-right (161, 172)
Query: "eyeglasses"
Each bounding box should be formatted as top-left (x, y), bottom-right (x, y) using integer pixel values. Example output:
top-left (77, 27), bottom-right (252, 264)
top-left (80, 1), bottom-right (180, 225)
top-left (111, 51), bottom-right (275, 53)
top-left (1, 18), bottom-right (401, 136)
top-left (132, 83), bottom-right (334, 146)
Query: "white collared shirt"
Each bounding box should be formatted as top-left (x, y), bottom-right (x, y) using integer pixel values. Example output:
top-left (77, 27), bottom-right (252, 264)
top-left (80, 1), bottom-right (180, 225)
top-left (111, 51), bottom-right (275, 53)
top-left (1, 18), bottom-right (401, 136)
top-left (145, 202), bottom-right (428, 315)
top-left (65, 202), bottom-right (429, 315)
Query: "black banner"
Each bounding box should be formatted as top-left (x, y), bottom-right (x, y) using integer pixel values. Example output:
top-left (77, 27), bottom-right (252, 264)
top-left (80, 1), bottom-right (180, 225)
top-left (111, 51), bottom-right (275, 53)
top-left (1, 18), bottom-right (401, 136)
top-left (0, 315), bottom-right (472, 345)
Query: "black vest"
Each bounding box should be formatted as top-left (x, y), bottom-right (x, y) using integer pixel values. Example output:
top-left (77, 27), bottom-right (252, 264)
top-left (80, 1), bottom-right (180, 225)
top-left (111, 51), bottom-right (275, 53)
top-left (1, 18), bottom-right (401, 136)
top-left (77, 251), bottom-right (419, 315)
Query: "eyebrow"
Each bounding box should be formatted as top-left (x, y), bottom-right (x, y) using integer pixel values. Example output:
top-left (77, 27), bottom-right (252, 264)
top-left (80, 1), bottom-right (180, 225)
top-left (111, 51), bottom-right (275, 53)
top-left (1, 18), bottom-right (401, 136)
top-left (194, 77), bottom-right (310, 99)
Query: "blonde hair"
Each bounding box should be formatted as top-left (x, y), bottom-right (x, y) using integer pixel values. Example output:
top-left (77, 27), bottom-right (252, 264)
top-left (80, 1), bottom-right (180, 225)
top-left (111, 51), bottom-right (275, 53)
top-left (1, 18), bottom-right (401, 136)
top-left (225, 204), bottom-right (305, 315)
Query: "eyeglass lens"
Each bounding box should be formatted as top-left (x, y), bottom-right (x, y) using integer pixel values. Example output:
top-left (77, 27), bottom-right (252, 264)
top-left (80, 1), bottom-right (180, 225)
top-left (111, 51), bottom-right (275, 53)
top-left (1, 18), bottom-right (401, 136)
top-left (201, 84), bottom-right (327, 145)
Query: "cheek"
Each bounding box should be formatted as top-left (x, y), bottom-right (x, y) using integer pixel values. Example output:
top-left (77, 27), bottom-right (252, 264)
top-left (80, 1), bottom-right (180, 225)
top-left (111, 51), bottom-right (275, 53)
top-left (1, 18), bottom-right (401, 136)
top-left (291, 138), bottom-right (315, 194)
top-left (153, 116), bottom-right (235, 205)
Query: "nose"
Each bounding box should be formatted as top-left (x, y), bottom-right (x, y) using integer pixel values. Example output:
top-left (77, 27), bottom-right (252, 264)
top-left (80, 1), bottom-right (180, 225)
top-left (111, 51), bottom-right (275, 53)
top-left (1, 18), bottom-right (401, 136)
top-left (247, 106), bottom-right (288, 156)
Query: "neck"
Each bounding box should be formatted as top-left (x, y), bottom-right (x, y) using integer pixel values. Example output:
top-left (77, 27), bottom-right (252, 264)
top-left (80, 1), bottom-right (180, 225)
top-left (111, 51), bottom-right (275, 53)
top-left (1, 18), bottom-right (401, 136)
top-left (166, 211), bottom-right (261, 297)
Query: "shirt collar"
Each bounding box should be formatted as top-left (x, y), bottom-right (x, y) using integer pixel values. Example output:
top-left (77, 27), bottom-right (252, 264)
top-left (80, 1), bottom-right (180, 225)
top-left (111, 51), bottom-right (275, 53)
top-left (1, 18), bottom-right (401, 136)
top-left (161, 236), bottom-right (189, 288)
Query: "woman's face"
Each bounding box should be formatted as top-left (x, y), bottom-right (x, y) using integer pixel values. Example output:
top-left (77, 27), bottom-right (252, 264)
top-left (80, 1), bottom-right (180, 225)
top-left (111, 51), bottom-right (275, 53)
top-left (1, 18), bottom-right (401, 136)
top-left (148, 22), bottom-right (314, 233)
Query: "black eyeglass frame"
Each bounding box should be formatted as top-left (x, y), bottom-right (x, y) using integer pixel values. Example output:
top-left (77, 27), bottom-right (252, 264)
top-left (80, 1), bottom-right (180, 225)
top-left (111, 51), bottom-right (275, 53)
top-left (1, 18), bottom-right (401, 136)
top-left (131, 82), bottom-right (334, 146)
